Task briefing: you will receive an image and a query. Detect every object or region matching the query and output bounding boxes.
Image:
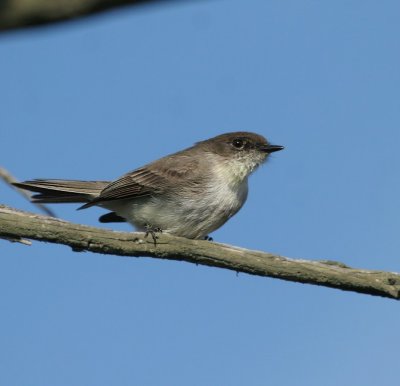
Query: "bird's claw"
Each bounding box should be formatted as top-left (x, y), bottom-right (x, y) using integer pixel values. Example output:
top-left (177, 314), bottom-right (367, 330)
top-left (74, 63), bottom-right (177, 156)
top-left (144, 224), bottom-right (163, 246)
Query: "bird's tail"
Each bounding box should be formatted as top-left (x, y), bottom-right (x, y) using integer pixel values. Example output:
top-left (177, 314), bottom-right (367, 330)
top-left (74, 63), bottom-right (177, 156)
top-left (13, 179), bottom-right (109, 204)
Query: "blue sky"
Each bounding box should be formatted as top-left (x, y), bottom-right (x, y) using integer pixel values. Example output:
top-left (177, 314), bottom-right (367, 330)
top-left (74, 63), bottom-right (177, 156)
top-left (1, 1), bottom-right (400, 385)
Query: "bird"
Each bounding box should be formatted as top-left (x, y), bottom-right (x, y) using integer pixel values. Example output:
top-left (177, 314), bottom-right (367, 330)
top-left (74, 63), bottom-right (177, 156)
top-left (13, 132), bottom-right (284, 239)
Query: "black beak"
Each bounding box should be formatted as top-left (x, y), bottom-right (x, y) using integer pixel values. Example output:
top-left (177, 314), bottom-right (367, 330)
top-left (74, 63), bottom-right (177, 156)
top-left (259, 144), bottom-right (285, 153)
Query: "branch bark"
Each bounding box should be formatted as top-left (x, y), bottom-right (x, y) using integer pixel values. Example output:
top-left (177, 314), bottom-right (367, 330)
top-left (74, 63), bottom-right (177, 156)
top-left (0, 0), bottom-right (173, 32)
top-left (0, 204), bottom-right (399, 300)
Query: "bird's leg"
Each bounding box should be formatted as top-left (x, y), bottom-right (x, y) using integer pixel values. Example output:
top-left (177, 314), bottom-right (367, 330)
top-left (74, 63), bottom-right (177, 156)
top-left (144, 224), bottom-right (163, 246)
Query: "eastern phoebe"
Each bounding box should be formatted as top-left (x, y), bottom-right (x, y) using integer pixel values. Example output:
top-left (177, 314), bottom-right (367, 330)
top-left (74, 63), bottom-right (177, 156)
top-left (14, 132), bottom-right (284, 239)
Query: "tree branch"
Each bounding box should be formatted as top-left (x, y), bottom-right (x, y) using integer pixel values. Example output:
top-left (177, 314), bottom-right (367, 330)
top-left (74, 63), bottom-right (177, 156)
top-left (0, 204), bottom-right (399, 300)
top-left (0, 0), bottom-right (174, 32)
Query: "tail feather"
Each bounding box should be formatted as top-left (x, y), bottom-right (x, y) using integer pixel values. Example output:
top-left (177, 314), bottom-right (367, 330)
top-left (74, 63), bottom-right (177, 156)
top-left (13, 179), bottom-right (109, 204)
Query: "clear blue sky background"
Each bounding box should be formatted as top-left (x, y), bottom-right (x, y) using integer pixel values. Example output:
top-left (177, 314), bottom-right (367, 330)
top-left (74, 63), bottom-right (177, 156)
top-left (1, 1), bottom-right (400, 385)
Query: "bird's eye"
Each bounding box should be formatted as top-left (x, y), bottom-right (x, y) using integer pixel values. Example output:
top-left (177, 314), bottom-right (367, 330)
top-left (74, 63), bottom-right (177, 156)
top-left (232, 138), bottom-right (245, 149)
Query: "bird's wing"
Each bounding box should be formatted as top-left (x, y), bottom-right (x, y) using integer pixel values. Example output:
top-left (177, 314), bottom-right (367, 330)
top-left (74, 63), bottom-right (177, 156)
top-left (79, 154), bottom-right (201, 209)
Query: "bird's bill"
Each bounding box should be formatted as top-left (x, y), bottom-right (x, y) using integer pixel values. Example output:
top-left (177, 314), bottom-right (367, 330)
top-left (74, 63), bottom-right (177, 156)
top-left (258, 144), bottom-right (285, 153)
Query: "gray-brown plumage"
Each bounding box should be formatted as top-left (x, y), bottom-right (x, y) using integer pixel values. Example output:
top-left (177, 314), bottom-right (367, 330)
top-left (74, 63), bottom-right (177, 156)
top-left (14, 132), bottom-right (284, 239)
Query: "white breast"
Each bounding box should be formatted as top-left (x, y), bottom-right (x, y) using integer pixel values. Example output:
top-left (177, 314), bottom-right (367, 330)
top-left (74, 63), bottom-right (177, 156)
top-left (107, 154), bottom-right (251, 239)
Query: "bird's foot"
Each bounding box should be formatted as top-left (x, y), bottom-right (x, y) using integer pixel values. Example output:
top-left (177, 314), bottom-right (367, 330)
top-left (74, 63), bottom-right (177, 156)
top-left (204, 235), bottom-right (213, 241)
top-left (144, 224), bottom-right (163, 246)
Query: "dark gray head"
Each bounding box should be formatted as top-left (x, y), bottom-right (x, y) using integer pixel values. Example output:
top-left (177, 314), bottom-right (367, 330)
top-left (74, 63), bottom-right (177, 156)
top-left (198, 132), bottom-right (283, 153)
top-left (198, 131), bottom-right (283, 161)
top-left (195, 131), bottom-right (284, 180)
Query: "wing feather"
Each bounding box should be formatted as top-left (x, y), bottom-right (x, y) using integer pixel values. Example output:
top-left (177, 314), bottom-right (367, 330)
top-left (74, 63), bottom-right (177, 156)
top-left (79, 152), bottom-right (203, 209)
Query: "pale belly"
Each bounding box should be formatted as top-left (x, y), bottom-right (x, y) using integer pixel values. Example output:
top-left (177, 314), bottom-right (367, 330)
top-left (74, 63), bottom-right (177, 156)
top-left (104, 181), bottom-right (248, 239)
